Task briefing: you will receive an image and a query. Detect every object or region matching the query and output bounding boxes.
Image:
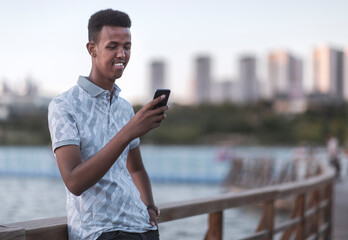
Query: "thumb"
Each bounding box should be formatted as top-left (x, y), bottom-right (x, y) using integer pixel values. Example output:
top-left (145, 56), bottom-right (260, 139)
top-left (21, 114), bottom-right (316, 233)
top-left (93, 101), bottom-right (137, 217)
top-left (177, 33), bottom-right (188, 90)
top-left (146, 94), bottom-right (166, 110)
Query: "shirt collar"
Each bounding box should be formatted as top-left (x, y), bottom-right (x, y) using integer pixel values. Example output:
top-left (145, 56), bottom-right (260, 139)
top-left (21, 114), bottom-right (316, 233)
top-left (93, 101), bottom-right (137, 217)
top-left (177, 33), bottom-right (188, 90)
top-left (77, 76), bottom-right (121, 98)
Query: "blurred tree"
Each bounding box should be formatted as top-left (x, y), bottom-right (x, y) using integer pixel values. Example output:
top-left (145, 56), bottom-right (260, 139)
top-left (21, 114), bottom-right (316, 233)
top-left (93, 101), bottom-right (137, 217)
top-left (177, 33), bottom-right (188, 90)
top-left (1, 102), bottom-right (348, 146)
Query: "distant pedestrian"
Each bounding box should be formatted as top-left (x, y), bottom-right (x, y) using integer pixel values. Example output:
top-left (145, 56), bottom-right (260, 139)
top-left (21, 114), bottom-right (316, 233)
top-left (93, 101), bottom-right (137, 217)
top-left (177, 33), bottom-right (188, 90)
top-left (327, 135), bottom-right (341, 180)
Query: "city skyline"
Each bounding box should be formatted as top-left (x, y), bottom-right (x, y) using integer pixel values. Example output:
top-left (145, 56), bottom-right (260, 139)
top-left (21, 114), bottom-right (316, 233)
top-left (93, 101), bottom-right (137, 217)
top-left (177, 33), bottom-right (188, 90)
top-left (1, 0), bottom-right (348, 104)
top-left (2, 44), bottom-right (348, 104)
top-left (1, 43), bottom-right (347, 120)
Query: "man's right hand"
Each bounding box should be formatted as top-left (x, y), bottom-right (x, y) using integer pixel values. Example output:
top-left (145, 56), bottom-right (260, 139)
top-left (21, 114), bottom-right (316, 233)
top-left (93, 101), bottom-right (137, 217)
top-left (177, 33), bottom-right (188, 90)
top-left (126, 95), bottom-right (169, 140)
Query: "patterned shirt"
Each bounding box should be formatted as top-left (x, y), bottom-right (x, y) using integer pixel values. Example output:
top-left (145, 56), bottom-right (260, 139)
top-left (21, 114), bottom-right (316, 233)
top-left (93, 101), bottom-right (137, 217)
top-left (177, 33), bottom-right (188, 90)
top-left (48, 76), bottom-right (156, 240)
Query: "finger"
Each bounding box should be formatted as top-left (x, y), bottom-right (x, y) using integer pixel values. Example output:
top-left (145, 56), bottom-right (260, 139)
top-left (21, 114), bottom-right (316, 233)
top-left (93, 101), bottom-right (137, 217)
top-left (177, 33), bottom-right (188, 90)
top-left (150, 219), bottom-right (157, 227)
top-left (144, 95), bottom-right (166, 110)
top-left (150, 216), bottom-right (158, 227)
top-left (151, 121), bottom-right (161, 128)
top-left (151, 221), bottom-right (158, 227)
top-left (154, 94), bottom-right (166, 101)
top-left (148, 212), bottom-right (157, 226)
top-left (154, 113), bottom-right (166, 123)
top-left (152, 105), bottom-right (169, 115)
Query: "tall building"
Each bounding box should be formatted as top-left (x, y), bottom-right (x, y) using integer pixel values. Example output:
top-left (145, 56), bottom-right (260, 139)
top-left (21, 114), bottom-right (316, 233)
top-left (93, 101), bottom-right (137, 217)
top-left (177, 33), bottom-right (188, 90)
top-left (194, 55), bottom-right (211, 104)
top-left (211, 79), bottom-right (240, 104)
top-left (268, 50), bottom-right (303, 100)
top-left (344, 49), bottom-right (348, 101)
top-left (150, 60), bottom-right (166, 92)
top-left (313, 46), bottom-right (344, 102)
top-left (239, 55), bottom-right (258, 104)
top-left (268, 50), bottom-right (305, 113)
top-left (0, 82), bottom-right (11, 95)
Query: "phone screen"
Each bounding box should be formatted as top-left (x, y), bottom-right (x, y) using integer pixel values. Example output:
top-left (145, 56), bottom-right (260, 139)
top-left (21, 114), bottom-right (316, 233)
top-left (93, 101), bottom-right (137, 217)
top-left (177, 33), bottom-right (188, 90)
top-left (153, 89), bottom-right (170, 109)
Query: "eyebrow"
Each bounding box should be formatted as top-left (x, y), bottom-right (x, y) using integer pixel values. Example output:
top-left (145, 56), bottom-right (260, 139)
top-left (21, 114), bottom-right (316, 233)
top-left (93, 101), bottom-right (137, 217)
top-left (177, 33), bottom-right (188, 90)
top-left (108, 41), bottom-right (131, 45)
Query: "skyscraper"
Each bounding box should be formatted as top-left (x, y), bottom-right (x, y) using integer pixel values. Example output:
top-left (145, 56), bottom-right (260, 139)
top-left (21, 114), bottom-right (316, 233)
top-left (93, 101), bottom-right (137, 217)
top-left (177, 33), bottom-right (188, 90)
top-left (268, 50), bottom-right (305, 113)
top-left (313, 46), bottom-right (344, 102)
top-left (268, 50), bottom-right (303, 100)
top-left (150, 60), bottom-right (166, 92)
top-left (239, 55), bottom-right (258, 104)
top-left (194, 55), bottom-right (211, 104)
top-left (211, 79), bottom-right (239, 104)
top-left (344, 49), bottom-right (348, 101)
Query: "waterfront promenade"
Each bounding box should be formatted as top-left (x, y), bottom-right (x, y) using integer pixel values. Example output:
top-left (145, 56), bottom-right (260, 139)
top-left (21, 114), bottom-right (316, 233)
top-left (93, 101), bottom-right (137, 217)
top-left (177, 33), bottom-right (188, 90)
top-left (333, 178), bottom-right (348, 240)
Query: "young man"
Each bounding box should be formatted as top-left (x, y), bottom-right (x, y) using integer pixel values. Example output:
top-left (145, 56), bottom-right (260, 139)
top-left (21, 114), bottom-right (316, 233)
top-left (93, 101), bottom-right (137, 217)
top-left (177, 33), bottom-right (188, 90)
top-left (48, 9), bottom-right (167, 240)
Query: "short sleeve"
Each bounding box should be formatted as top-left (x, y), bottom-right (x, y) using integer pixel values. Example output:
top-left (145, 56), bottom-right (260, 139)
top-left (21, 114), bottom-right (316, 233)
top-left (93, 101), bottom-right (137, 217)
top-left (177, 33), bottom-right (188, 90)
top-left (129, 137), bottom-right (140, 150)
top-left (48, 98), bottom-right (80, 152)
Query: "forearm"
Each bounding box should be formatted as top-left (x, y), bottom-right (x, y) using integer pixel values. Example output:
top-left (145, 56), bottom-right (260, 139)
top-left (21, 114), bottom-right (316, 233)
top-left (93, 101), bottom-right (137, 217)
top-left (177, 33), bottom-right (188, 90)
top-left (127, 140), bottom-right (160, 226)
top-left (131, 167), bottom-right (159, 227)
top-left (131, 169), bottom-right (155, 206)
top-left (57, 126), bottom-right (132, 196)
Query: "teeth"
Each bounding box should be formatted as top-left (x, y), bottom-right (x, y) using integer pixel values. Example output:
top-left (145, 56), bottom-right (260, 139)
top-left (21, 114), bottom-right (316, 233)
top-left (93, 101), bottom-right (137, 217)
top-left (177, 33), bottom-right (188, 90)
top-left (115, 63), bottom-right (123, 66)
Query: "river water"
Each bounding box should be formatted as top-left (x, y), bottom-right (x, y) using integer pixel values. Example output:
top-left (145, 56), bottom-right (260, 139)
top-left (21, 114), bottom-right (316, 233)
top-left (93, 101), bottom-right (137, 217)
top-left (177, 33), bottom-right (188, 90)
top-left (0, 145), bottom-right (345, 239)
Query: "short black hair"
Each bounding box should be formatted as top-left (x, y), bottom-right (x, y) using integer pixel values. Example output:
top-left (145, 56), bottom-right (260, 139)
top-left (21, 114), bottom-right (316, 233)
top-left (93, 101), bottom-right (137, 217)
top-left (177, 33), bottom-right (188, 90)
top-left (88, 9), bottom-right (131, 43)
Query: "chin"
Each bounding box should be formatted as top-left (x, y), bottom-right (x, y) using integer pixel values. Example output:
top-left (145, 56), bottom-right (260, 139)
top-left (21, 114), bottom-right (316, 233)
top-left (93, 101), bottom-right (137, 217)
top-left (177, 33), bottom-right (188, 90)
top-left (114, 74), bottom-right (123, 80)
top-left (113, 71), bottom-right (124, 80)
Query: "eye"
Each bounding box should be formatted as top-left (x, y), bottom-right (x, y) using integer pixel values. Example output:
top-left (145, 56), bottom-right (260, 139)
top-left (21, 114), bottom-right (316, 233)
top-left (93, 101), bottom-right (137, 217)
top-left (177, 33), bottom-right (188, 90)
top-left (124, 44), bottom-right (131, 51)
top-left (107, 45), bottom-right (117, 49)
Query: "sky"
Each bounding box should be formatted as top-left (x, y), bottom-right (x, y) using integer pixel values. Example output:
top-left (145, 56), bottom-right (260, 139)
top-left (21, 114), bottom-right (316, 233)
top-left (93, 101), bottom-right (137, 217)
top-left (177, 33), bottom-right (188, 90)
top-left (1, 0), bottom-right (348, 104)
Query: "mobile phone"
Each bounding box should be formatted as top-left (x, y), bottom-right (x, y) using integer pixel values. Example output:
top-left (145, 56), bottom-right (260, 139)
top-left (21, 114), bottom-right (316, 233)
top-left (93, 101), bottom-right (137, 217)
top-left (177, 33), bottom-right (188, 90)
top-left (153, 89), bottom-right (170, 109)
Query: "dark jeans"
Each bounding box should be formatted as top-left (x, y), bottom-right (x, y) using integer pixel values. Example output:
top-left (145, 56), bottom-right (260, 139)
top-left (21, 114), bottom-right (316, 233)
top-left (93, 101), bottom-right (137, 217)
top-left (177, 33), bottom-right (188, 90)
top-left (97, 230), bottom-right (159, 240)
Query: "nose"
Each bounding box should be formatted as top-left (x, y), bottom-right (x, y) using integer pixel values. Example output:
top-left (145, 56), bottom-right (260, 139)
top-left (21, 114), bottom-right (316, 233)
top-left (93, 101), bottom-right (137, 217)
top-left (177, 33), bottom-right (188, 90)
top-left (116, 47), bottom-right (125, 58)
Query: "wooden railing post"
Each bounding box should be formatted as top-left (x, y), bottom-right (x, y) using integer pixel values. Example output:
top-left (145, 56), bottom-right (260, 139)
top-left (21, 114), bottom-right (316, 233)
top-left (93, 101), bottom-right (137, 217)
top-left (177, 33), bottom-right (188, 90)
top-left (204, 211), bottom-right (223, 240)
top-left (281, 193), bottom-right (305, 240)
top-left (295, 194), bottom-right (305, 240)
top-left (256, 200), bottom-right (274, 240)
top-left (307, 189), bottom-right (320, 237)
top-left (323, 182), bottom-right (333, 240)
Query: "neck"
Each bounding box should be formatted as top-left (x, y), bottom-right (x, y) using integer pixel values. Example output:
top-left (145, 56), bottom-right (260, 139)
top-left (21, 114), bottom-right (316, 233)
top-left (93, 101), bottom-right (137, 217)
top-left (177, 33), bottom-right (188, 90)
top-left (88, 70), bottom-right (115, 93)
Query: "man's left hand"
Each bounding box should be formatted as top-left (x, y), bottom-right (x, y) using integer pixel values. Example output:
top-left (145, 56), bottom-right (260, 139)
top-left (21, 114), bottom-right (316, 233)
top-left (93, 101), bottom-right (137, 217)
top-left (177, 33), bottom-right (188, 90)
top-left (148, 208), bottom-right (158, 227)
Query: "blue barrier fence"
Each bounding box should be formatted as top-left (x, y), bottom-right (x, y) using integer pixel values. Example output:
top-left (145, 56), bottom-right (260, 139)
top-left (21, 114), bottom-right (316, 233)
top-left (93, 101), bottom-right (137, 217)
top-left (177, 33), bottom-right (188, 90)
top-left (0, 145), bottom-right (230, 183)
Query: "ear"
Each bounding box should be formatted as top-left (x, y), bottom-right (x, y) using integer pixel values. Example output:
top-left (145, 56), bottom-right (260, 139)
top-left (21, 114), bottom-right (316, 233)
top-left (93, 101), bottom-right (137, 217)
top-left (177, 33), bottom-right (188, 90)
top-left (86, 42), bottom-right (97, 57)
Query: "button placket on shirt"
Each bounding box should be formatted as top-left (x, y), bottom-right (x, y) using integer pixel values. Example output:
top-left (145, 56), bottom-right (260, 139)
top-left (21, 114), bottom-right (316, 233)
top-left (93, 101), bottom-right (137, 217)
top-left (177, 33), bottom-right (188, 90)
top-left (99, 90), bottom-right (120, 143)
top-left (98, 92), bottom-right (109, 145)
top-left (105, 91), bottom-right (111, 124)
top-left (105, 91), bottom-right (117, 140)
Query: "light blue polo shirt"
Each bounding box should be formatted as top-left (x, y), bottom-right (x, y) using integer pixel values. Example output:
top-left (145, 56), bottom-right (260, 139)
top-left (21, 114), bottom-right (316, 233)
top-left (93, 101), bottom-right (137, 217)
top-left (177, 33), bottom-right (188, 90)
top-left (48, 76), bottom-right (155, 240)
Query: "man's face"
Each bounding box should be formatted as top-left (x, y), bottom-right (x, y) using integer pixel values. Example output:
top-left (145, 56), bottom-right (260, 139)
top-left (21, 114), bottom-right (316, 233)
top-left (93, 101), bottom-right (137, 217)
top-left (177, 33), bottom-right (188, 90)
top-left (92, 26), bottom-right (131, 82)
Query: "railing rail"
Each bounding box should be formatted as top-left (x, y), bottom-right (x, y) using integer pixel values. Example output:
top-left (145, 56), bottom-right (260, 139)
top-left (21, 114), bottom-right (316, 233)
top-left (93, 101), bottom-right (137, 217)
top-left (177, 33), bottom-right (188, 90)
top-left (0, 166), bottom-right (335, 240)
